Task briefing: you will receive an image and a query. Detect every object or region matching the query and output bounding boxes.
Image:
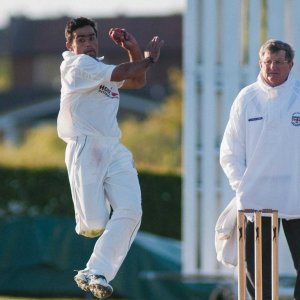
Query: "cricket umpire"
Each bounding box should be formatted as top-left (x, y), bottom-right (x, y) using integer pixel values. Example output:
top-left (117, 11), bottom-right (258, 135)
top-left (220, 39), bottom-right (300, 299)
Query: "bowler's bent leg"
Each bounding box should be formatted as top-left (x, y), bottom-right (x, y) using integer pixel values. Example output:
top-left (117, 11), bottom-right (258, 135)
top-left (87, 146), bottom-right (142, 282)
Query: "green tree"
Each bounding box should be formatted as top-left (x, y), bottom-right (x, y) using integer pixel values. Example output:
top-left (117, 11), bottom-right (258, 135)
top-left (120, 68), bottom-right (182, 174)
top-left (0, 124), bottom-right (65, 168)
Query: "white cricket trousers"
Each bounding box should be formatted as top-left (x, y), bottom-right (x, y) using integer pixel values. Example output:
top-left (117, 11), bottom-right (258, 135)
top-left (65, 135), bottom-right (142, 282)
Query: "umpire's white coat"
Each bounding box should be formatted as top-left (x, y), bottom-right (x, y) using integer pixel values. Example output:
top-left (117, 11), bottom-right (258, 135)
top-left (220, 73), bottom-right (300, 219)
top-left (57, 51), bottom-right (142, 281)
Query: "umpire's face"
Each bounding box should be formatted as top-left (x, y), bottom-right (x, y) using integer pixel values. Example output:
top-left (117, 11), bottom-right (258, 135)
top-left (259, 49), bottom-right (293, 87)
top-left (66, 25), bottom-right (99, 59)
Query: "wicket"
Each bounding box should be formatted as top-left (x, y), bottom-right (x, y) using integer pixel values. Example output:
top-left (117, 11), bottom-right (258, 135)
top-left (237, 209), bottom-right (279, 300)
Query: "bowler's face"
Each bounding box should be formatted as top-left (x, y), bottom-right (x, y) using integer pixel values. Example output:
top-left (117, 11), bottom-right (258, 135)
top-left (259, 50), bottom-right (293, 87)
top-left (66, 25), bottom-right (98, 58)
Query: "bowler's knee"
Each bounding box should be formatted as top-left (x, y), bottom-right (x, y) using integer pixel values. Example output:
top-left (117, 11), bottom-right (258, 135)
top-left (113, 205), bottom-right (142, 224)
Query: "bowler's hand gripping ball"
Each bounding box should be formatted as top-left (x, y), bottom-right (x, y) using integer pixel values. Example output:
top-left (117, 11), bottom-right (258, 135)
top-left (109, 28), bottom-right (127, 44)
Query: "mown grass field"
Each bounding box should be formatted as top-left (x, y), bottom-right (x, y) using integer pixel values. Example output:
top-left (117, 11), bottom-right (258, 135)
top-left (0, 297), bottom-right (126, 300)
top-left (0, 298), bottom-right (84, 300)
top-left (0, 298), bottom-right (85, 300)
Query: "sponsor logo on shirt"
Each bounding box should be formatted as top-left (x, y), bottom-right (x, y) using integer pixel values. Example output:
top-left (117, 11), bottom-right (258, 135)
top-left (98, 85), bottom-right (119, 99)
top-left (291, 112), bottom-right (300, 126)
top-left (248, 117), bottom-right (263, 122)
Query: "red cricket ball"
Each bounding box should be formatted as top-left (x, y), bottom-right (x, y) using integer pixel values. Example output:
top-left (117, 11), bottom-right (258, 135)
top-left (109, 28), bottom-right (126, 43)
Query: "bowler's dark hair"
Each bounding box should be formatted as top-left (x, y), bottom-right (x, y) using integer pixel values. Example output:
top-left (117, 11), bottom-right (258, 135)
top-left (259, 39), bottom-right (295, 62)
top-left (65, 17), bottom-right (98, 43)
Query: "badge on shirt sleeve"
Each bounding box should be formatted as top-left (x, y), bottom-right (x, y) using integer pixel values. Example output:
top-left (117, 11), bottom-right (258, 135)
top-left (291, 112), bottom-right (300, 126)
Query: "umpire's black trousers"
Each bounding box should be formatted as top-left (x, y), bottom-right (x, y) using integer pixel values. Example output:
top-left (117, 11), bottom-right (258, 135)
top-left (245, 217), bottom-right (300, 300)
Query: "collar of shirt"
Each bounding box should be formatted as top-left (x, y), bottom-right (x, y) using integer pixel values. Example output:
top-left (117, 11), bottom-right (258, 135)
top-left (257, 72), bottom-right (295, 95)
top-left (62, 51), bottom-right (104, 61)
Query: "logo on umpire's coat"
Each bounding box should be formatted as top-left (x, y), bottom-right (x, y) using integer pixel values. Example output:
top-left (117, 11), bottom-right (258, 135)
top-left (291, 112), bottom-right (300, 126)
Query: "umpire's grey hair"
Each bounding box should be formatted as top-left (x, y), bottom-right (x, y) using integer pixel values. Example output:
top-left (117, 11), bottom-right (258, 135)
top-left (259, 39), bottom-right (295, 62)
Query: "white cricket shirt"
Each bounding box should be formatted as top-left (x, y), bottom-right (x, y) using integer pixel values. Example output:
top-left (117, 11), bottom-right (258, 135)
top-left (220, 74), bottom-right (300, 218)
top-left (57, 51), bottom-right (123, 142)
